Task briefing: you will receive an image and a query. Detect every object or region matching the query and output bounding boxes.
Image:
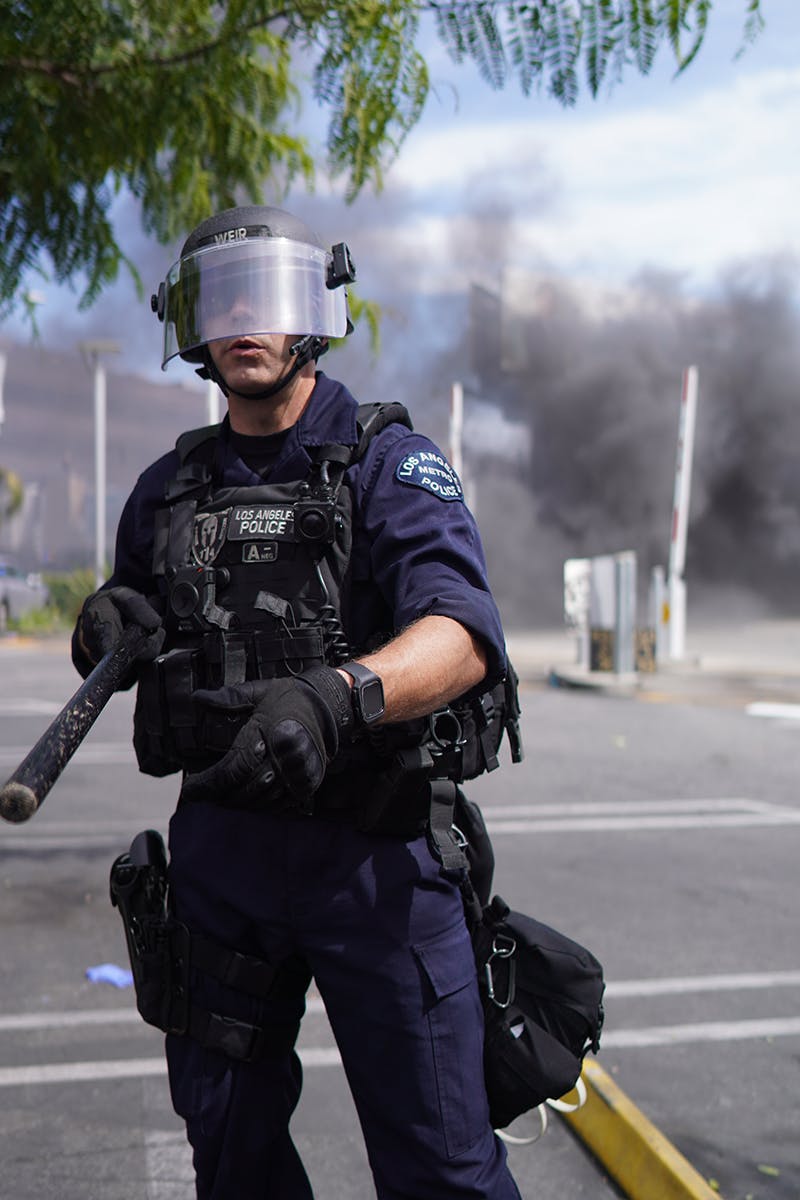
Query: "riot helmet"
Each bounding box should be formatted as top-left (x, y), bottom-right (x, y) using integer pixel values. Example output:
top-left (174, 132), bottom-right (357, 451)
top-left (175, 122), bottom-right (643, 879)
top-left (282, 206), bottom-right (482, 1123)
top-left (151, 204), bottom-right (355, 393)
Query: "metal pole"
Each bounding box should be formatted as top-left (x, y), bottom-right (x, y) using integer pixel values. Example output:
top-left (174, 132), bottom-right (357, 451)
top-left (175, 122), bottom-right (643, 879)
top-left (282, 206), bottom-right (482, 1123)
top-left (613, 551), bottom-right (637, 674)
top-left (0, 351), bottom-right (6, 435)
top-left (667, 366), bottom-right (698, 660)
top-left (207, 378), bottom-right (221, 424)
top-left (78, 340), bottom-right (119, 590)
top-left (94, 359), bottom-right (107, 590)
top-left (449, 381), bottom-right (464, 479)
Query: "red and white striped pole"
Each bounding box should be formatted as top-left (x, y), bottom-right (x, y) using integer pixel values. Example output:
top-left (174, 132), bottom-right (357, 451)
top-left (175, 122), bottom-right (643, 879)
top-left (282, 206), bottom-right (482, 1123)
top-left (667, 366), bottom-right (699, 659)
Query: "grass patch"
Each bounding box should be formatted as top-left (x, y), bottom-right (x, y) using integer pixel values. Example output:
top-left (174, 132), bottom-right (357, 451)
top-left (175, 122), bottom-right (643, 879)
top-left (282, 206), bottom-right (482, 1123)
top-left (6, 567), bottom-right (96, 636)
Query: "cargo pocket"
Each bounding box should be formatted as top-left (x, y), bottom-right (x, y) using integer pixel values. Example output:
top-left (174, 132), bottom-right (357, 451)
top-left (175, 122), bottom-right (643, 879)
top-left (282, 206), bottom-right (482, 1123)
top-left (413, 922), bottom-right (489, 1158)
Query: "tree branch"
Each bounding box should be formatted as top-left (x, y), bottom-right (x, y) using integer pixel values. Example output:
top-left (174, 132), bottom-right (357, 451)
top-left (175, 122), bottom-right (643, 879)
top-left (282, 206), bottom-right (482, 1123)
top-left (0, 10), bottom-right (297, 86)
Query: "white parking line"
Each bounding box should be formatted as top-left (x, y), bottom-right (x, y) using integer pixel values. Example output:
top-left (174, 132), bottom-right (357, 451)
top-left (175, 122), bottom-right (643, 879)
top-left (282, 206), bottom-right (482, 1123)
top-left (0, 700), bottom-right (62, 716)
top-left (601, 1017), bottom-right (800, 1048)
top-left (746, 702), bottom-right (800, 720)
top-left (1, 834), bottom-right (156, 851)
top-left (485, 811), bottom-right (800, 834)
top-left (3, 970), bottom-right (796, 1036)
top-left (0, 819), bottom-right (162, 836)
top-left (608, 969), bottom-right (800, 996)
top-left (1, 969), bottom-right (798, 1089)
top-left (485, 799), bottom-right (767, 817)
top-left (2, 1015), bottom-right (800, 1088)
top-left (0, 1009), bottom-right (142, 1032)
top-left (0, 1057), bottom-right (168, 1087)
top-left (482, 796), bottom-right (800, 834)
top-left (0, 1047), bottom-right (342, 1088)
top-left (5, 796), bottom-right (799, 850)
top-left (0, 997), bottom-right (327, 1033)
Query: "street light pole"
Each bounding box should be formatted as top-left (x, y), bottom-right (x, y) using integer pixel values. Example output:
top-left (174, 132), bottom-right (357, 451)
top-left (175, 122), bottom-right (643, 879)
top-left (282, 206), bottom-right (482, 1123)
top-left (0, 350), bottom-right (7, 436)
top-left (449, 381), bottom-right (464, 480)
top-left (78, 340), bottom-right (120, 590)
top-left (207, 378), bottom-right (221, 424)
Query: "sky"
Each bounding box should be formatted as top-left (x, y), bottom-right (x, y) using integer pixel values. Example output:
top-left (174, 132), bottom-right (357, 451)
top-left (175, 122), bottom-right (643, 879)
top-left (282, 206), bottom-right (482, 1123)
top-left (3, 0), bottom-right (799, 386)
top-left (371, 0), bottom-right (800, 294)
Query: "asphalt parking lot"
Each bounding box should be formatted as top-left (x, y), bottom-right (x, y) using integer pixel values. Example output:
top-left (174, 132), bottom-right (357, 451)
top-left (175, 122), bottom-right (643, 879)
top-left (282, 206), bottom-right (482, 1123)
top-left (1, 620), bottom-right (798, 1199)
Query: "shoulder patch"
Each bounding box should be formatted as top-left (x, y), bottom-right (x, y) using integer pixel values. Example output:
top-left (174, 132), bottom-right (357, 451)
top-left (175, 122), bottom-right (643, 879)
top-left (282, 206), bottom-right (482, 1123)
top-left (395, 449), bottom-right (464, 502)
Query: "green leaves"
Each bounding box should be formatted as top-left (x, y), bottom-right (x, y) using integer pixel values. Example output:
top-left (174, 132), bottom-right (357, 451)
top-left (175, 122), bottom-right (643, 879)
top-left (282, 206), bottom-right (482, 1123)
top-left (0, 0), bottom-right (765, 315)
top-left (429, 1), bottom-right (761, 102)
top-left (0, 0), bottom-right (311, 312)
top-left (313, 1), bottom-right (429, 197)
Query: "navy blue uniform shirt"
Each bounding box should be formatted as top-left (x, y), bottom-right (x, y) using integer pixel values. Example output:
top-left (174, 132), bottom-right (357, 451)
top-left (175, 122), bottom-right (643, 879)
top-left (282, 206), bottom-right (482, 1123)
top-left (107, 372), bottom-right (507, 684)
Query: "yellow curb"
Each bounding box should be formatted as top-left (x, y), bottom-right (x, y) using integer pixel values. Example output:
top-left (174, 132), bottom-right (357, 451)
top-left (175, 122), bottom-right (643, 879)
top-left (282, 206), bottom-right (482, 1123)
top-left (562, 1059), bottom-right (722, 1200)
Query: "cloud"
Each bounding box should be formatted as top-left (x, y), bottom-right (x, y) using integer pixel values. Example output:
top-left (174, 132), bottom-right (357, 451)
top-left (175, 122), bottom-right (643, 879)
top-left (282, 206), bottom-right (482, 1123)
top-left (7, 25), bottom-right (799, 379)
top-left (384, 65), bottom-right (800, 288)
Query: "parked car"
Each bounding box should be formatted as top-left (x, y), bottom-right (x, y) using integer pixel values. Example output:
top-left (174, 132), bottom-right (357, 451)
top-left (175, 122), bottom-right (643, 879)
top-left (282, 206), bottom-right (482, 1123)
top-left (0, 559), bottom-right (50, 631)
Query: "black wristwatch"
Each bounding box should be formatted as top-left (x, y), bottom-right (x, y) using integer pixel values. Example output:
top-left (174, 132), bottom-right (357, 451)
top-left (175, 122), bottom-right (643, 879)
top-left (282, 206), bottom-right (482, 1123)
top-left (340, 661), bottom-right (385, 726)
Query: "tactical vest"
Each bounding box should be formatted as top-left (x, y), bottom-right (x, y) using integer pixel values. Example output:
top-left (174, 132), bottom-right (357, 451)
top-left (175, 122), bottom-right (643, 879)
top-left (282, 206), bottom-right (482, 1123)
top-left (133, 403), bottom-right (522, 832)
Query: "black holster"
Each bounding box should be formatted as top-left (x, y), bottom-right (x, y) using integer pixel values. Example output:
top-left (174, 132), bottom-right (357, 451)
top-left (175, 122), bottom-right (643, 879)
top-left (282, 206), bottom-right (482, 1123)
top-left (110, 829), bottom-right (310, 1062)
top-left (110, 830), bottom-right (190, 1034)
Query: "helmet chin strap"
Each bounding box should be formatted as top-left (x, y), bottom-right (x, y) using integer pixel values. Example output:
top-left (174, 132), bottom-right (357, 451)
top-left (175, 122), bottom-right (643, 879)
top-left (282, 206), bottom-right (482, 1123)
top-left (196, 336), bottom-right (329, 402)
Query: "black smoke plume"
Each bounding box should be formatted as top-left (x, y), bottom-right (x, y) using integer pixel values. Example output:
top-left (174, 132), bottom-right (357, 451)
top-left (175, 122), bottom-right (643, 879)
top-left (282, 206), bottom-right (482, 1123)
top-left (451, 255), bottom-right (800, 626)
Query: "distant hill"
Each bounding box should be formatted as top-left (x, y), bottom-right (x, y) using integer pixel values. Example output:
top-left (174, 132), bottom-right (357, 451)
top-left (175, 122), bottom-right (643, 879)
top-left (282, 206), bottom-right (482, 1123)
top-left (0, 338), bottom-right (215, 570)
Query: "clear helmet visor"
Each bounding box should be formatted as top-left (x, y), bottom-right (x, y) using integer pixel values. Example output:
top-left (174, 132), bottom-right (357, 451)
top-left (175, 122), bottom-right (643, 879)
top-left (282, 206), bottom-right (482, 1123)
top-left (161, 238), bottom-right (348, 368)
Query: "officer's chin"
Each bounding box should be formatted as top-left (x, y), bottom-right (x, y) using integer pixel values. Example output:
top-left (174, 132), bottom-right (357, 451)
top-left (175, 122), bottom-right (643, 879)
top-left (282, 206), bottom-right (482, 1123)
top-left (224, 361), bottom-right (283, 398)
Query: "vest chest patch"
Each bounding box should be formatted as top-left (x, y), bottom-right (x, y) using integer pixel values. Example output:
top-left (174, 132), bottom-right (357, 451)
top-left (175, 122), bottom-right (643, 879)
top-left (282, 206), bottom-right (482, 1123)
top-left (395, 451), bottom-right (464, 502)
top-left (229, 506), bottom-right (296, 540)
top-left (192, 512), bottom-right (228, 565)
top-left (242, 542), bottom-right (278, 563)
top-left (191, 505), bottom-right (296, 567)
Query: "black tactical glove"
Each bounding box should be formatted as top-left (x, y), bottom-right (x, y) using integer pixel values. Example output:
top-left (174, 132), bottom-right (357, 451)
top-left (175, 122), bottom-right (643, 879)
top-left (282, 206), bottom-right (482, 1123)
top-left (180, 666), bottom-right (356, 811)
top-left (72, 586), bottom-right (165, 681)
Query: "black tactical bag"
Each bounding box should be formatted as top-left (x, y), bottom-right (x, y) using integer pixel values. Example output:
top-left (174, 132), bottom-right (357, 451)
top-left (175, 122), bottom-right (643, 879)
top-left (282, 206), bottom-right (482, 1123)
top-left (437, 790), bottom-right (605, 1130)
top-left (471, 894), bottom-right (605, 1130)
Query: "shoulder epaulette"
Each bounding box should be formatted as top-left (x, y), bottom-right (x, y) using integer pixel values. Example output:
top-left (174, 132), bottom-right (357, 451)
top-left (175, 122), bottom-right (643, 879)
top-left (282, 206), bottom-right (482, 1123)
top-left (175, 423), bottom-right (222, 466)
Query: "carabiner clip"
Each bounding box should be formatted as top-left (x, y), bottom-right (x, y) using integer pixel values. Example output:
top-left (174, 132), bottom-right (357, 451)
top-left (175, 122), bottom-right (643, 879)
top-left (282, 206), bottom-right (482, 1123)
top-left (484, 933), bottom-right (516, 1009)
top-left (450, 823), bottom-right (468, 851)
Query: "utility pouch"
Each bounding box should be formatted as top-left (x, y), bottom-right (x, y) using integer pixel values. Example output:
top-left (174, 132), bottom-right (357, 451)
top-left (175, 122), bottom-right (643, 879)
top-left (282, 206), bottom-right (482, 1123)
top-left (399, 662), bottom-right (525, 788)
top-left (472, 895), bottom-right (605, 1129)
top-left (109, 830), bottom-right (190, 1034)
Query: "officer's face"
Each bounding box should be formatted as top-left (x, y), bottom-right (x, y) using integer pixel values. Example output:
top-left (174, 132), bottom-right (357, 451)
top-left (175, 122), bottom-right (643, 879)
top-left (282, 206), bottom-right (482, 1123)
top-left (203, 282), bottom-right (301, 396)
top-left (207, 329), bottom-right (298, 397)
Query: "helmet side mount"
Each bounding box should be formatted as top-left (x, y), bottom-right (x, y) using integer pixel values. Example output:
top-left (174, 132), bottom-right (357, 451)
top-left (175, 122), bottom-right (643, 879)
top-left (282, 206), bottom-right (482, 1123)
top-left (327, 243), bottom-right (356, 288)
top-left (151, 282), bottom-right (166, 321)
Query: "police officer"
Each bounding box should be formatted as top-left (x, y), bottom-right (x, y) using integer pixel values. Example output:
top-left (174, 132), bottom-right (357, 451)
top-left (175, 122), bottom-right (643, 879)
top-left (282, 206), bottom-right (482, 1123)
top-left (73, 204), bottom-right (522, 1200)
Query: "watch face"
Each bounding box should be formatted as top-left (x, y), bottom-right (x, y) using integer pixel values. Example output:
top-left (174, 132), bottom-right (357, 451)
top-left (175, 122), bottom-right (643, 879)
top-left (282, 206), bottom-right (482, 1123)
top-left (359, 677), bottom-right (385, 723)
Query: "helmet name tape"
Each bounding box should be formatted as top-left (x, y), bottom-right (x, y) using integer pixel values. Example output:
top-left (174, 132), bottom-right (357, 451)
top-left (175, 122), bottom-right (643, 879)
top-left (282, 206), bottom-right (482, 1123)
top-left (213, 228), bottom-right (248, 244)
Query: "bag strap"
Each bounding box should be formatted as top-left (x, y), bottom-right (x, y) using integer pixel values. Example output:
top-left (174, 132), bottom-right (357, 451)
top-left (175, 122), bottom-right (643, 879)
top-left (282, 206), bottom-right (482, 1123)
top-left (312, 401), bottom-right (413, 482)
top-left (427, 779), bottom-right (469, 875)
top-left (427, 779), bottom-right (485, 926)
top-left (354, 402), bottom-right (412, 458)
